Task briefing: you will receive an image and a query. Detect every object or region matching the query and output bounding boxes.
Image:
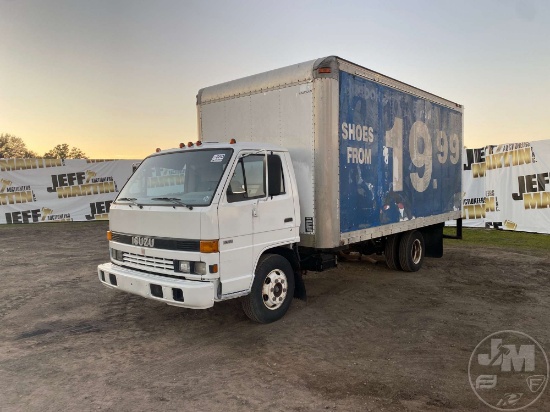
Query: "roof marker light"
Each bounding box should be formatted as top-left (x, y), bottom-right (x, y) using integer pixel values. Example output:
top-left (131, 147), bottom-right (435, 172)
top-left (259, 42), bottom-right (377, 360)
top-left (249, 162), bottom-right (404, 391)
top-left (196, 141), bottom-right (202, 146)
top-left (156, 148), bottom-right (161, 152)
top-left (229, 139), bottom-right (237, 144)
top-left (187, 142), bottom-right (194, 147)
top-left (318, 67), bottom-right (331, 74)
top-left (179, 143), bottom-right (185, 149)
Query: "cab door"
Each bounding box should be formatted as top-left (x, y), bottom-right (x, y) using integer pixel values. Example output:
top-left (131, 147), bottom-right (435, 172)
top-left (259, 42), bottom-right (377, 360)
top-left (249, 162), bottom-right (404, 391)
top-left (218, 152), bottom-right (297, 295)
top-left (218, 156), bottom-right (255, 295)
top-left (252, 153), bottom-right (298, 259)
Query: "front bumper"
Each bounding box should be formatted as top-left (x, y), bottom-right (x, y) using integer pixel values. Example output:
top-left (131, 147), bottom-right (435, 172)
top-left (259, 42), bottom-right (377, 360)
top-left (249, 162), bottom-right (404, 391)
top-left (98, 262), bottom-right (215, 309)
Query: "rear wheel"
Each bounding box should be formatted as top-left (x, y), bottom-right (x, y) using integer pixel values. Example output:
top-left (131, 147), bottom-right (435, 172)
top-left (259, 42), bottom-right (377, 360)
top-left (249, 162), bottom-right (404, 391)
top-left (398, 230), bottom-right (425, 272)
top-left (384, 234), bottom-right (402, 271)
top-left (242, 254), bottom-right (295, 323)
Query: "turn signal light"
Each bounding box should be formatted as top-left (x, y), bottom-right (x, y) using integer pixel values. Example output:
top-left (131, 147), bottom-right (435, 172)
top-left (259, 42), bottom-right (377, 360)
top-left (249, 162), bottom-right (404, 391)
top-left (229, 139), bottom-right (237, 144)
top-left (200, 240), bottom-right (219, 253)
top-left (106, 230), bottom-right (112, 241)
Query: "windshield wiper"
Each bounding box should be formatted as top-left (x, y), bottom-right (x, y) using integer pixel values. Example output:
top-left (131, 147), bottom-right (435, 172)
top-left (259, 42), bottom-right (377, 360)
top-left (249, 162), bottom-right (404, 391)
top-left (116, 197), bottom-right (143, 209)
top-left (151, 197), bottom-right (193, 210)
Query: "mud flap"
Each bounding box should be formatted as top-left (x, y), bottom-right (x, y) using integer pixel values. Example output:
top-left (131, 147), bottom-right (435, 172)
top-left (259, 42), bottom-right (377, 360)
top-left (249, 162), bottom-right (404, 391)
top-left (420, 223), bottom-right (444, 258)
top-left (293, 270), bottom-right (307, 302)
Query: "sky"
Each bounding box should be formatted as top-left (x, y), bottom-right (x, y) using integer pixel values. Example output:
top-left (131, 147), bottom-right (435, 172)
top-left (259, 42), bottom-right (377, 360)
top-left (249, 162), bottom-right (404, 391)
top-left (1, 0), bottom-right (549, 159)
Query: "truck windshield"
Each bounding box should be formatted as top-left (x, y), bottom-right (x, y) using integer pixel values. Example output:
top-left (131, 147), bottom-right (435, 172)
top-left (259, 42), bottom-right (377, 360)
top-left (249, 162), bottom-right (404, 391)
top-left (117, 148), bottom-right (233, 207)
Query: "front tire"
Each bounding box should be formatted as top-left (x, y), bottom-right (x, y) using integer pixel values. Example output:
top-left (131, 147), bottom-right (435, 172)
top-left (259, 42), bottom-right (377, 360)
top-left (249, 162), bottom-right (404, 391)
top-left (242, 254), bottom-right (295, 323)
top-left (398, 230), bottom-right (425, 272)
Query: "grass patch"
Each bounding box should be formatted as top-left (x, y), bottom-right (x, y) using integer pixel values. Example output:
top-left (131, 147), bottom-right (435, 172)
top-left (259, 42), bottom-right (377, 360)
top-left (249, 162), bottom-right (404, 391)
top-left (444, 226), bottom-right (550, 252)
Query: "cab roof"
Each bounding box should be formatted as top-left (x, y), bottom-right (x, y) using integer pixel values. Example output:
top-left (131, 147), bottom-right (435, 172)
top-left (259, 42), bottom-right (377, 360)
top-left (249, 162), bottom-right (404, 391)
top-left (151, 141), bottom-right (286, 157)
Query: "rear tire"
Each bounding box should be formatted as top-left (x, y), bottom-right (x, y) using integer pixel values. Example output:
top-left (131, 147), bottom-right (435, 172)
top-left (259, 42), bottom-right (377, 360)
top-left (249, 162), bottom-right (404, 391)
top-left (398, 230), bottom-right (425, 272)
top-left (384, 234), bottom-right (402, 271)
top-left (242, 254), bottom-right (295, 323)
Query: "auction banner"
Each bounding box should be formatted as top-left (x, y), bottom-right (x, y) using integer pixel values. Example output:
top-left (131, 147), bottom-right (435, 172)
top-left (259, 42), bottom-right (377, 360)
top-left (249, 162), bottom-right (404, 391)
top-left (0, 158), bottom-right (138, 224)
top-left (461, 139), bottom-right (550, 234)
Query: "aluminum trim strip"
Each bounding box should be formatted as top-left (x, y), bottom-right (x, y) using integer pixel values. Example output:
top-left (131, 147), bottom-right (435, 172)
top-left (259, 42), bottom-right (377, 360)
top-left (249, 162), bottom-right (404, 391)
top-left (340, 211), bottom-right (460, 245)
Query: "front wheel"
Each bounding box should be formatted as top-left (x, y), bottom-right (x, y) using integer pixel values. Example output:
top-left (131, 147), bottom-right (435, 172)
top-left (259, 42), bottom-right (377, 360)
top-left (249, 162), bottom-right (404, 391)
top-left (242, 254), bottom-right (295, 323)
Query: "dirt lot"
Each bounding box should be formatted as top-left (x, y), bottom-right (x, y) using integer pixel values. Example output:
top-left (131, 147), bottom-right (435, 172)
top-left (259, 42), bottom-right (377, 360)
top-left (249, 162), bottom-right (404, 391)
top-left (1, 222), bottom-right (549, 411)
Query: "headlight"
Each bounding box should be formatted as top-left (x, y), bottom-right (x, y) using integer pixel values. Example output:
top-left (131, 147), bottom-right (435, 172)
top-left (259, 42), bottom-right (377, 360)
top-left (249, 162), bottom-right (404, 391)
top-left (176, 261), bottom-right (206, 275)
top-left (178, 261), bottom-right (191, 273)
top-left (111, 248), bottom-right (124, 261)
top-left (194, 262), bottom-right (207, 276)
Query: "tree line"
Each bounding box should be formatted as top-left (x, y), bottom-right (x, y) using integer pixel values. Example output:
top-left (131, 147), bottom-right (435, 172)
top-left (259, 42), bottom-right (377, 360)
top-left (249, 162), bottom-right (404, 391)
top-left (0, 133), bottom-right (87, 159)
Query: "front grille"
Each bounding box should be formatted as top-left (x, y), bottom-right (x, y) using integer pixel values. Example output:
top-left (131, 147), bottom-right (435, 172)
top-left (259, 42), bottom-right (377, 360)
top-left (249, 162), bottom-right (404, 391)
top-left (122, 252), bottom-right (175, 271)
top-left (111, 232), bottom-right (200, 252)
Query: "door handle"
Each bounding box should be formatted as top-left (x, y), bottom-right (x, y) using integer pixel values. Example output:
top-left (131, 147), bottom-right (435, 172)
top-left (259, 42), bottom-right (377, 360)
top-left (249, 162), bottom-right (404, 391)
top-left (284, 217), bottom-right (293, 223)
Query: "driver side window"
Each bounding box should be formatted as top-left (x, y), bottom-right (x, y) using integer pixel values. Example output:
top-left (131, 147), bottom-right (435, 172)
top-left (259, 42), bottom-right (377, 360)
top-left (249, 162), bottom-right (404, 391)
top-left (227, 155), bottom-right (266, 203)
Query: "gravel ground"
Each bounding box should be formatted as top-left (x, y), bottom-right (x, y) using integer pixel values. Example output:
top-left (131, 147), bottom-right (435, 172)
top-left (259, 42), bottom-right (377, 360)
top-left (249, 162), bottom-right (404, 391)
top-left (1, 222), bottom-right (549, 411)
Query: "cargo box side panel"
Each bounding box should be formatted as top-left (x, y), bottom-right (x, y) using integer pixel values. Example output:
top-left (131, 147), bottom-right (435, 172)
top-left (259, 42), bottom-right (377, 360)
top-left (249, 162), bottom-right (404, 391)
top-left (338, 71), bottom-right (462, 239)
top-left (199, 83), bottom-right (316, 237)
top-left (200, 95), bottom-right (252, 141)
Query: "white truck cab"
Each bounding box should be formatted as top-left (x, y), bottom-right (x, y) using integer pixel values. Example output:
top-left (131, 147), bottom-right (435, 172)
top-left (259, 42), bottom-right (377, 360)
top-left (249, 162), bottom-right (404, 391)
top-left (98, 141), bottom-right (304, 323)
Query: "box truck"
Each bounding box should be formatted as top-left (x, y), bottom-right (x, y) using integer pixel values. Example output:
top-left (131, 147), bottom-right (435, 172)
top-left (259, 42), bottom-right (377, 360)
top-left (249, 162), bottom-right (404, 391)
top-left (98, 56), bottom-right (463, 323)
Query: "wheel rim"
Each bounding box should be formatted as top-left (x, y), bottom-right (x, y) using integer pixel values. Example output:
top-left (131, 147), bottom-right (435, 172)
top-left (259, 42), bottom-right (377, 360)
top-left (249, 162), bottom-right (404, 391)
top-left (261, 269), bottom-right (288, 310)
top-left (411, 238), bottom-right (422, 264)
